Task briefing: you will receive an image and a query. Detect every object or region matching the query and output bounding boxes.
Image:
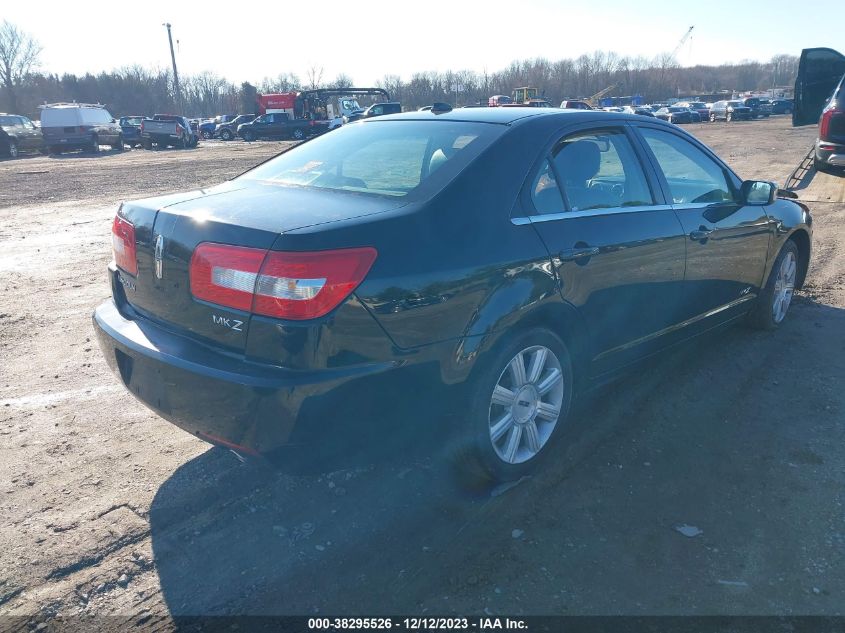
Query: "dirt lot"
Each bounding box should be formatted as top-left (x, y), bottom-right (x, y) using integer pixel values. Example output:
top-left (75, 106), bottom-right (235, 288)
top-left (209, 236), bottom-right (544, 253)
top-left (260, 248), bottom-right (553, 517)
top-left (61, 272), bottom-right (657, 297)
top-left (1, 118), bottom-right (844, 628)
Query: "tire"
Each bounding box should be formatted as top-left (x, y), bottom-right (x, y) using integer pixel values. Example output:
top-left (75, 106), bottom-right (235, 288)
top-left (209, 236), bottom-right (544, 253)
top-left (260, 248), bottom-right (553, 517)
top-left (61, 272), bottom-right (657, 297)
top-left (220, 129), bottom-right (233, 141)
top-left (202, 131), bottom-right (212, 140)
top-left (242, 130), bottom-right (255, 142)
top-left (89, 135), bottom-right (99, 153)
top-left (142, 140), bottom-right (152, 150)
top-left (785, 107), bottom-right (792, 115)
top-left (453, 328), bottom-right (574, 482)
top-left (48, 146), bottom-right (62, 155)
top-left (710, 113), bottom-right (716, 122)
top-left (748, 240), bottom-right (800, 331)
top-left (176, 134), bottom-right (187, 149)
top-left (726, 112), bottom-right (732, 122)
top-left (292, 128), bottom-right (305, 140)
top-left (6, 140), bottom-right (18, 158)
top-left (112, 134), bottom-right (124, 151)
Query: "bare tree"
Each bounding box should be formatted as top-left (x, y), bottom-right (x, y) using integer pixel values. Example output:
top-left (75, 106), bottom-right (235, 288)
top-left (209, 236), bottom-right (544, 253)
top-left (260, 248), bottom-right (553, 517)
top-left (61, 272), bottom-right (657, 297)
top-left (306, 65), bottom-right (324, 90)
top-left (0, 20), bottom-right (42, 113)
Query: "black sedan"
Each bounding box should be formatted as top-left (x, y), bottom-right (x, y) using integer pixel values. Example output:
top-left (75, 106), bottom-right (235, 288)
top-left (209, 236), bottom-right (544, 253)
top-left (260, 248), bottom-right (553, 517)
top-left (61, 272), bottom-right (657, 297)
top-left (655, 106), bottom-right (701, 124)
top-left (94, 108), bottom-right (812, 480)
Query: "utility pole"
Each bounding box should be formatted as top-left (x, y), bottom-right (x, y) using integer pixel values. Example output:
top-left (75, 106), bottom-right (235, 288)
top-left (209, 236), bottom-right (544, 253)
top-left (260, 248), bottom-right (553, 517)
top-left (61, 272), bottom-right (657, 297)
top-left (163, 23), bottom-right (183, 112)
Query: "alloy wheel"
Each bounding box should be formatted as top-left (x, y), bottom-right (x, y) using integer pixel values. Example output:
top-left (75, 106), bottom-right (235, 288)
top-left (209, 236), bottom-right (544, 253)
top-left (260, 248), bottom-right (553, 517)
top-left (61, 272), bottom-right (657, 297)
top-left (488, 345), bottom-right (565, 465)
top-left (8, 141), bottom-right (18, 158)
top-left (772, 250), bottom-right (797, 324)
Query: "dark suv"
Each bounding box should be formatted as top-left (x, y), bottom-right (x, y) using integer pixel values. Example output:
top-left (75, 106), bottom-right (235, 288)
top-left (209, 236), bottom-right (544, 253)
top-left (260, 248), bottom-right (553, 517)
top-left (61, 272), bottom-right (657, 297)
top-left (740, 97), bottom-right (770, 119)
top-left (0, 114), bottom-right (44, 158)
top-left (815, 74), bottom-right (845, 172)
top-left (216, 114), bottom-right (256, 141)
top-left (709, 100), bottom-right (752, 122)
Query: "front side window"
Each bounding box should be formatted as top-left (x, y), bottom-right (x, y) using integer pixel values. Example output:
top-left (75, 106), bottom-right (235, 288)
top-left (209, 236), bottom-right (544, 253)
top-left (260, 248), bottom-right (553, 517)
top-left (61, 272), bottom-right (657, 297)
top-left (638, 127), bottom-right (737, 205)
top-left (242, 120), bottom-right (502, 198)
top-left (550, 129), bottom-right (655, 211)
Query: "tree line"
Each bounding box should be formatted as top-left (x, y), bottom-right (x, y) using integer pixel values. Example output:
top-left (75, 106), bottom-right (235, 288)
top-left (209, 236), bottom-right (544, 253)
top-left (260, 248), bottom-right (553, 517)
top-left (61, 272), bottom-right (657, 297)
top-left (1, 20), bottom-right (798, 119)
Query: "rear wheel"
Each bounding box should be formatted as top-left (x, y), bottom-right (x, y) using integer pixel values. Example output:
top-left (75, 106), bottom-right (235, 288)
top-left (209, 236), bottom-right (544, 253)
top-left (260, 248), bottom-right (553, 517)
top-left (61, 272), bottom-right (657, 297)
top-left (220, 129), bottom-right (233, 141)
top-left (112, 134), bottom-right (124, 151)
top-left (6, 140), bottom-right (18, 158)
top-left (242, 130), bottom-right (255, 142)
top-left (292, 128), bottom-right (305, 140)
top-left (726, 112), bottom-right (733, 122)
top-left (748, 240), bottom-right (799, 330)
top-left (202, 130), bottom-right (212, 140)
top-left (455, 328), bottom-right (573, 482)
top-left (710, 113), bottom-right (716, 122)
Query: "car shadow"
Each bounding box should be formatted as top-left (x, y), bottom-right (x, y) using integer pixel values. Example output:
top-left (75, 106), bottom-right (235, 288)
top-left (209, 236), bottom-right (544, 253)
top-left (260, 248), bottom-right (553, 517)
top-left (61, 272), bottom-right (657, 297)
top-left (149, 296), bottom-right (845, 616)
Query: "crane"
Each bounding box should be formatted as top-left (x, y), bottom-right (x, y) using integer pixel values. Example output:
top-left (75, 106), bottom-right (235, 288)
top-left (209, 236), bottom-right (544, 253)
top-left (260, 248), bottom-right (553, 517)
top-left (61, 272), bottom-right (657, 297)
top-left (671, 26), bottom-right (694, 62)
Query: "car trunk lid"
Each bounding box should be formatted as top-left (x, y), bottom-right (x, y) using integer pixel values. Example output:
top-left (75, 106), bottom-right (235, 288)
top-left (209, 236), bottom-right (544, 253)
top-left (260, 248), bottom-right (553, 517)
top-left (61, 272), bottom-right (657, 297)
top-left (117, 181), bottom-right (405, 353)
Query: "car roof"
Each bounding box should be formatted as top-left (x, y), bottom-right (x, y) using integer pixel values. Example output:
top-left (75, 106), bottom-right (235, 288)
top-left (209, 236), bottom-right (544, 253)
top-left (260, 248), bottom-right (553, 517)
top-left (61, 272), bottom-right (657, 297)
top-left (364, 106), bottom-right (625, 125)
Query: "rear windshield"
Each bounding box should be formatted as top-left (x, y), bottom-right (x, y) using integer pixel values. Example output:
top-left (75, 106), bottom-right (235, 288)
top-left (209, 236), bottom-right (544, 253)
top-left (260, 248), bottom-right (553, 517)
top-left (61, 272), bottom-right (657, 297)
top-left (121, 117), bottom-right (144, 125)
top-left (241, 120), bottom-right (505, 198)
top-left (728, 101), bottom-right (744, 106)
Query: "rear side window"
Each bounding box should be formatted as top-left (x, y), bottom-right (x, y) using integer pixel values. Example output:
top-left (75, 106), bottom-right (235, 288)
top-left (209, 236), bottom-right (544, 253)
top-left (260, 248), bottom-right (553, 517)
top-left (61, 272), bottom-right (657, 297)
top-left (242, 120), bottom-right (503, 198)
top-left (638, 128), bottom-right (737, 205)
top-left (549, 129), bottom-right (654, 211)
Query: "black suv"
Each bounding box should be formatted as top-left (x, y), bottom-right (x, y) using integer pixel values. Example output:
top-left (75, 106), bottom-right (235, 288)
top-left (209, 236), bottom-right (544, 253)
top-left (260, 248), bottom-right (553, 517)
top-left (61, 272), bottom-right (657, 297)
top-left (0, 114), bottom-right (44, 158)
top-left (216, 114), bottom-right (256, 141)
top-left (709, 100), bottom-right (752, 122)
top-left (740, 97), bottom-right (770, 119)
top-left (815, 74), bottom-right (845, 172)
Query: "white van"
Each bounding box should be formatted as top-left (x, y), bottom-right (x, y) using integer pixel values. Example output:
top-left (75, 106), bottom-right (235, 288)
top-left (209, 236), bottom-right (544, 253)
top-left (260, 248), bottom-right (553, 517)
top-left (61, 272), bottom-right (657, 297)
top-left (40, 103), bottom-right (124, 154)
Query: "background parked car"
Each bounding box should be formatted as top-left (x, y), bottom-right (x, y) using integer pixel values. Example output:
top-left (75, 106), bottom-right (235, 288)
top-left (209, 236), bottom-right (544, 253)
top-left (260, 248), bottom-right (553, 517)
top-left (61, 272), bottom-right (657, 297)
top-left (216, 113), bottom-right (257, 141)
top-left (0, 113), bottom-right (45, 158)
top-left (740, 97), bottom-right (770, 118)
top-left (119, 116), bottom-right (145, 148)
top-left (40, 103), bottom-right (123, 154)
top-left (140, 114), bottom-right (199, 149)
top-left (771, 98), bottom-right (794, 114)
top-left (655, 106), bottom-right (700, 124)
top-left (676, 101), bottom-right (710, 121)
top-left (621, 106), bottom-right (655, 117)
top-left (709, 100), bottom-right (752, 122)
top-left (559, 100), bottom-right (592, 110)
top-left (346, 102), bottom-right (402, 122)
top-left (237, 112), bottom-right (328, 141)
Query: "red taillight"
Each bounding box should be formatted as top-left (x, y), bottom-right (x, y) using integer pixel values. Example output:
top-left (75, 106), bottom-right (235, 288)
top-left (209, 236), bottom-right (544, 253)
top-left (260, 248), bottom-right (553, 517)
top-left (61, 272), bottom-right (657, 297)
top-left (112, 215), bottom-right (138, 276)
top-left (819, 107), bottom-right (840, 139)
top-left (176, 124), bottom-right (183, 134)
top-left (190, 244), bottom-right (266, 311)
top-left (189, 244), bottom-right (377, 320)
top-left (254, 248), bottom-right (377, 319)
top-left (78, 125), bottom-right (88, 134)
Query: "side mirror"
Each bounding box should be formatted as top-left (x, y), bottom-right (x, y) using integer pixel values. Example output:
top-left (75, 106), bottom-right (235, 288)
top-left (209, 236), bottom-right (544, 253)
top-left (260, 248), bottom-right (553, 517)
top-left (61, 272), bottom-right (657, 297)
top-left (741, 180), bottom-right (777, 206)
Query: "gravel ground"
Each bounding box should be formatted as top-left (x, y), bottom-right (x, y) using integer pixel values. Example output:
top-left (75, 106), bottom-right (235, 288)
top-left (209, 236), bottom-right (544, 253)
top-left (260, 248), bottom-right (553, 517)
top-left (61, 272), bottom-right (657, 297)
top-left (1, 118), bottom-right (844, 629)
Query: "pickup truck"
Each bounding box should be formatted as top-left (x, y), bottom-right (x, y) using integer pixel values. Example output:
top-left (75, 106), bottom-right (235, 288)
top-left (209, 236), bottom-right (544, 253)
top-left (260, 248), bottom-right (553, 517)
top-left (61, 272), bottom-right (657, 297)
top-left (140, 114), bottom-right (199, 149)
top-left (236, 112), bottom-right (329, 141)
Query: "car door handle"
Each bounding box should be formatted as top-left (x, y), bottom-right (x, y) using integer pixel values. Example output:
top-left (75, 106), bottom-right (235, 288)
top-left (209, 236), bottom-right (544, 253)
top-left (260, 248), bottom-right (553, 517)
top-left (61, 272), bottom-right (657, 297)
top-left (559, 246), bottom-right (600, 261)
top-left (689, 227), bottom-right (714, 241)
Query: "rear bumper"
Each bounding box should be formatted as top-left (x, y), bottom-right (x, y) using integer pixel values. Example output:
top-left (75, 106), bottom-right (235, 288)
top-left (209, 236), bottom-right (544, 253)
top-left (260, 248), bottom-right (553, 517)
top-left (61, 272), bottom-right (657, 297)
top-left (93, 299), bottom-right (402, 457)
top-left (816, 139), bottom-right (845, 166)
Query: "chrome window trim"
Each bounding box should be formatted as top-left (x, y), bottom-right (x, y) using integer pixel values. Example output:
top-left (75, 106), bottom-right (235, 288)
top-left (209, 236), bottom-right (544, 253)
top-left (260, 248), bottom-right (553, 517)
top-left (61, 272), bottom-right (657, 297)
top-left (511, 204), bottom-right (674, 225)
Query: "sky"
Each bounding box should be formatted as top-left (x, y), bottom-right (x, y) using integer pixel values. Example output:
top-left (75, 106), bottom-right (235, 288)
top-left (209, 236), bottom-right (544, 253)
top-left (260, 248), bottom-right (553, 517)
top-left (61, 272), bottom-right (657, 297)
top-left (3, 0), bottom-right (844, 85)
